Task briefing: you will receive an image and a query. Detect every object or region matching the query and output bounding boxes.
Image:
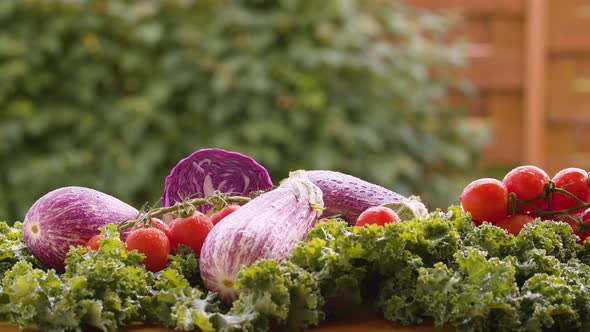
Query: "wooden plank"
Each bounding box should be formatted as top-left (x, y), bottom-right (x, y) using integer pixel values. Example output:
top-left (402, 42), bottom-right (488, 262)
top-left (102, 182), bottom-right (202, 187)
top-left (460, 18), bottom-right (524, 91)
top-left (548, 0), bottom-right (590, 54)
top-left (451, 91), bottom-right (488, 117)
top-left (407, 0), bottom-right (525, 17)
top-left (523, 0), bottom-right (547, 167)
top-left (482, 93), bottom-right (523, 164)
top-left (543, 125), bottom-right (582, 176)
top-left (574, 127), bottom-right (590, 154)
top-left (547, 56), bottom-right (590, 127)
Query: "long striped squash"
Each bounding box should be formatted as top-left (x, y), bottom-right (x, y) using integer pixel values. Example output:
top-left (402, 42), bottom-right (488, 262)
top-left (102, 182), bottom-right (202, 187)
top-left (199, 171), bottom-right (323, 303)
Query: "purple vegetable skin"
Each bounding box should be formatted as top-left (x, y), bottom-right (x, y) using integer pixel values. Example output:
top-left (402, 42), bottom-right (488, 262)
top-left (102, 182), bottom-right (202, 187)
top-left (23, 186), bottom-right (138, 271)
top-left (307, 170), bottom-right (410, 225)
top-left (199, 171), bottom-right (323, 303)
top-left (161, 148), bottom-right (273, 214)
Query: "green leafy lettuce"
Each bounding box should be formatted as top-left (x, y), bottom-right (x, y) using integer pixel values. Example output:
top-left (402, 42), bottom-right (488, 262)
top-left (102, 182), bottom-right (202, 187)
top-left (0, 221), bottom-right (40, 278)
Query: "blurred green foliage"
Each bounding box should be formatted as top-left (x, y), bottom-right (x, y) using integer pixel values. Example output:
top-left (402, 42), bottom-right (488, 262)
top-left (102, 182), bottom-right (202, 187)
top-left (0, 0), bottom-right (486, 222)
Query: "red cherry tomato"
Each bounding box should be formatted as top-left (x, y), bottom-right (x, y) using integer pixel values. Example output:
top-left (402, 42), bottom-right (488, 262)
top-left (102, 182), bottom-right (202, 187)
top-left (149, 218), bottom-right (169, 232)
top-left (210, 205), bottom-right (240, 225)
top-left (134, 218), bottom-right (177, 251)
top-left (125, 228), bottom-right (170, 272)
top-left (551, 168), bottom-right (590, 213)
top-left (355, 206), bottom-right (401, 227)
top-left (168, 211), bottom-right (213, 256)
top-left (502, 165), bottom-right (549, 214)
top-left (574, 208), bottom-right (590, 243)
top-left (494, 213), bottom-right (535, 236)
top-left (85, 234), bottom-right (103, 251)
top-left (460, 178), bottom-right (508, 224)
top-left (563, 215), bottom-right (580, 235)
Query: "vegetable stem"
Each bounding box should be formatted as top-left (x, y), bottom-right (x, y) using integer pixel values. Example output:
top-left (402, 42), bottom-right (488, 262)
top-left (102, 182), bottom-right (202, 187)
top-left (118, 192), bottom-right (252, 230)
top-left (512, 181), bottom-right (590, 234)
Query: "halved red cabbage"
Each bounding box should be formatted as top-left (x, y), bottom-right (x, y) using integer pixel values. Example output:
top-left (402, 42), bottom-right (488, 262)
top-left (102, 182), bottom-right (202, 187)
top-left (161, 148), bottom-right (273, 214)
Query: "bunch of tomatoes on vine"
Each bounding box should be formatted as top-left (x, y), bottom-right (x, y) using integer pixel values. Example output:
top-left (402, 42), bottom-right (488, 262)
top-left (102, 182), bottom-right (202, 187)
top-left (460, 166), bottom-right (590, 241)
top-left (85, 196), bottom-right (241, 272)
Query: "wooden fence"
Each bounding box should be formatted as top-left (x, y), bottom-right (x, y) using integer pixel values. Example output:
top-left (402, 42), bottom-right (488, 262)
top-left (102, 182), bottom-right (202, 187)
top-left (408, 0), bottom-right (590, 176)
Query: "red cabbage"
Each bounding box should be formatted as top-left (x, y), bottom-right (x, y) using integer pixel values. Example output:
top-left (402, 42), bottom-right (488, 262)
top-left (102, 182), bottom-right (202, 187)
top-left (161, 148), bottom-right (273, 214)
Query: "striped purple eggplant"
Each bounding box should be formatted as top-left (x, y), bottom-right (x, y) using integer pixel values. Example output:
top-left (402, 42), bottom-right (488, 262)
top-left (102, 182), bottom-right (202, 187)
top-left (199, 171), bottom-right (323, 303)
top-left (307, 170), bottom-right (422, 225)
top-left (22, 186), bottom-right (138, 271)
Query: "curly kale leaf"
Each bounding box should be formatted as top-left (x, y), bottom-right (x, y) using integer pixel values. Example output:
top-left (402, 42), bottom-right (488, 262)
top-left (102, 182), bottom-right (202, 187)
top-left (0, 261), bottom-right (64, 330)
top-left (515, 220), bottom-right (580, 262)
top-left (377, 245), bottom-right (522, 330)
top-left (61, 225), bottom-right (152, 330)
top-left (462, 223), bottom-right (516, 258)
top-left (145, 258), bottom-right (320, 332)
top-left (0, 225), bottom-right (151, 331)
top-left (430, 205), bottom-right (476, 238)
top-left (287, 215), bottom-right (465, 324)
top-left (513, 249), bottom-right (561, 286)
top-left (168, 290), bottom-right (219, 332)
top-left (576, 238), bottom-right (590, 266)
top-left (520, 273), bottom-right (580, 331)
top-left (558, 260), bottom-right (590, 330)
top-left (372, 208), bottom-right (465, 324)
top-left (141, 266), bottom-right (198, 328)
top-left (140, 261), bottom-right (222, 332)
top-left (414, 248), bottom-right (521, 331)
top-left (519, 259), bottom-right (590, 331)
top-left (413, 262), bottom-right (459, 325)
top-left (166, 244), bottom-right (201, 286)
top-left (0, 221), bottom-right (41, 279)
top-left (230, 259), bottom-right (323, 331)
top-left (374, 252), bottom-right (425, 325)
top-left (375, 210), bottom-right (462, 271)
top-left (289, 220), bottom-right (371, 311)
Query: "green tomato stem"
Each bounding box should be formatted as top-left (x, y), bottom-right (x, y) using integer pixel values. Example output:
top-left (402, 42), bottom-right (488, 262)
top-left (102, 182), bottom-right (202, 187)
top-left (511, 181), bottom-right (590, 235)
top-left (117, 193), bottom-right (252, 231)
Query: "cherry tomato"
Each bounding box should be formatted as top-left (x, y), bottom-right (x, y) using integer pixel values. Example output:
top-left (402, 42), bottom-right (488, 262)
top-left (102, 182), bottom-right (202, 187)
top-left (149, 218), bottom-right (168, 232)
top-left (125, 228), bottom-right (170, 272)
top-left (85, 234), bottom-right (103, 251)
top-left (563, 215), bottom-right (580, 235)
top-left (494, 213), bottom-right (535, 236)
top-left (134, 218), bottom-right (177, 251)
top-left (460, 178), bottom-right (508, 224)
top-left (551, 168), bottom-right (590, 213)
top-left (355, 206), bottom-right (400, 227)
top-left (574, 208), bottom-right (590, 243)
top-left (168, 211), bottom-right (213, 256)
top-left (502, 165), bottom-right (549, 214)
top-left (210, 205), bottom-right (240, 225)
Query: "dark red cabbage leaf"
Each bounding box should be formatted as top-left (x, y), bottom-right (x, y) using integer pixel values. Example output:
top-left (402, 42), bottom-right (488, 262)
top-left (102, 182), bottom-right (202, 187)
top-left (161, 148), bottom-right (273, 214)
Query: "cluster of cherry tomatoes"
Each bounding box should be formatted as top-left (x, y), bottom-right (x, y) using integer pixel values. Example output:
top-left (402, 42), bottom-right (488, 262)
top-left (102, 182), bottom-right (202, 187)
top-left (85, 205), bottom-right (240, 272)
top-left (460, 165), bottom-right (590, 240)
